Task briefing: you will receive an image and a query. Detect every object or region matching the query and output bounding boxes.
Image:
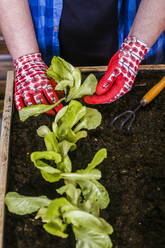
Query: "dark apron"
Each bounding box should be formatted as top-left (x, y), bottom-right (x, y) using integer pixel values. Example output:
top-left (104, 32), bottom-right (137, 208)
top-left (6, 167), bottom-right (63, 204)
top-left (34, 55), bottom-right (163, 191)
top-left (59, 0), bottom-right (118, 66)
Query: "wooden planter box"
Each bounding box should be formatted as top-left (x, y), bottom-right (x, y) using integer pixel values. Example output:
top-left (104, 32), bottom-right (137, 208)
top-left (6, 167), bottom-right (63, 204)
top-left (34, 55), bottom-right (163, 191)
top-left (0, 67), bottom-right (165, 248)
top-left (0, 71), bottom-right (14, 248)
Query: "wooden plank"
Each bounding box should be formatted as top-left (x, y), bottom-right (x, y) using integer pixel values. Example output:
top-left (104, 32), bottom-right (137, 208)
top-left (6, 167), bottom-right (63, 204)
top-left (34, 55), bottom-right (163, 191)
top-left (139, 64), bottom-right (165, 70)
top-left (0, 61), bottom-right (164, 76)
top-left (79, 65), bottom-right (108, 72)
top-left (0, 71), bottom-right (14, 248)
top-left (79, 64), bottom-right (165, 72)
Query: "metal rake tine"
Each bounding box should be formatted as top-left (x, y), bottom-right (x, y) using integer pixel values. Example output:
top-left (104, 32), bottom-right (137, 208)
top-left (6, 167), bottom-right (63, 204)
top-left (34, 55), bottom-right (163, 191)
top-left (119, 111), bottom-right (135, 133)
top-left (127, 113), bottom-right (136, 132)
top-left (109, 110), bottom-right (132, 128)
top-left (109, 110), bottom-right (136, 134)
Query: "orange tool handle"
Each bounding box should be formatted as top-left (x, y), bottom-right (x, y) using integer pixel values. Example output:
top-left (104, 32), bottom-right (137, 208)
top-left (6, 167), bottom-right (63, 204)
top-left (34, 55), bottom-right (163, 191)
top-left (141, 76), bottom-right (165, 106)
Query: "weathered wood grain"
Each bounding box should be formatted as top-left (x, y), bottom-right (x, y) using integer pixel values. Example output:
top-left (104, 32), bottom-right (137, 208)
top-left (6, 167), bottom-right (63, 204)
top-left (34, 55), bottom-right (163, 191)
top-left (79, 64), bottom-right (165, 72)
top-left (0, 71), bottom-right (14, 248)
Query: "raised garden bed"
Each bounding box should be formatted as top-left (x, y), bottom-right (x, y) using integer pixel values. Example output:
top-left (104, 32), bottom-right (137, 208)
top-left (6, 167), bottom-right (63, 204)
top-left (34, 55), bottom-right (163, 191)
top-left (0, 68), bottom-right (165, 248)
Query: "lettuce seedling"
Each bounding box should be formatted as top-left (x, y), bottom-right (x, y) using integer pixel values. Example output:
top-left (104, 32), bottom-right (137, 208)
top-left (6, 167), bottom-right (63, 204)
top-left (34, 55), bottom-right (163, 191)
top-left (5, 125), bottom-right (113, 247)
top-left (30, 99), bottom-right (102, 182)
top-left (57, 149), bottom-right (110, 216)
top-left (31, 147), bottom-right (110, 217)
top-left (5, 55), bottom-right (115, 248)
top-left (19, 56), bottom-right (79, 121)
top-left (53, 100), bottom-right (101, 143)
top-left (37, 125), bottom-right (76, 173)
top-left (19, 56), bottom-right (98, 122)
top-left (5, 195), bottom-right (113, 248)
top-left (47, 56), bottom-right (98, 102)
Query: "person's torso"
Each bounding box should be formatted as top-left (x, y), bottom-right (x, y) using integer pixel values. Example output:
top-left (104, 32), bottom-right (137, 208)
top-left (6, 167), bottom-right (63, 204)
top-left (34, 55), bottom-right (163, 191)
top-left (29, 0), bottom-right (118, 66)
top-left (28, 0), bottom-right (165, 65)
top-left (59, 0), bottom-right (118, 66)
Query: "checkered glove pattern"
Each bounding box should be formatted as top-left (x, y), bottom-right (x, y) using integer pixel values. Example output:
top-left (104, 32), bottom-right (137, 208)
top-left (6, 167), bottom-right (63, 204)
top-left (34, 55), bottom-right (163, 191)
top-left (14, 53), bottom-right (63, 114)
top-left (84, 36), bottom-right (150, 104)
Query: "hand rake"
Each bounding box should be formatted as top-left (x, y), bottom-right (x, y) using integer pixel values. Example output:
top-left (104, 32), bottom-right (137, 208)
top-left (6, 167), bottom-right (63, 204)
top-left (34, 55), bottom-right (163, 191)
top-left (109, 76), bottom-right (165, 134)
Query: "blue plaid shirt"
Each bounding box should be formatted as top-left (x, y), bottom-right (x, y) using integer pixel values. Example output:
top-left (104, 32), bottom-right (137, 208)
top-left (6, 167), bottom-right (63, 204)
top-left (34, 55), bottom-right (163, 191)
top-left (29, 0), bottom-right (63, 65)
top-left (29, 0), bottom-right (165, 65)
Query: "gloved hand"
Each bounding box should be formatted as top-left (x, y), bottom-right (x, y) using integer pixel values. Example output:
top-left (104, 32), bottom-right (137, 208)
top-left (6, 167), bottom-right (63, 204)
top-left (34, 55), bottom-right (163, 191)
top-left (84, 36), bottom-right (149, 104)
top-left (14, 53), bottom-right (63, 114)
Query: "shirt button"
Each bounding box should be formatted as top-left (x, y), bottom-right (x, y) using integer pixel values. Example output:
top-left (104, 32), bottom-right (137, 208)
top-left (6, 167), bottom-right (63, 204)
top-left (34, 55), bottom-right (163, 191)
top-left (54, 26), bottom-right (58, 31)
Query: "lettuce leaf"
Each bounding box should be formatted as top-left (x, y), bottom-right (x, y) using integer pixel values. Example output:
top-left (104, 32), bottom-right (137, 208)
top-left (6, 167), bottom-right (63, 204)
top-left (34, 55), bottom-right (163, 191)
top-left (67, 73), bottom-right (97, 101)
top-left (47, 56), bottom-right (74, 83)
top-left (73, 108), bottom-right (102, 132)
top-left (77, 148), bottom-right (107, 173)
top-left (78, 180), bottom-right (110, 216)
top-left (56, 184), bottom-right (81, 206)
top-left (73, 227), bottom-right (113, 248)
top-left (5, 192), bottom-right (51, 215)
top-left (31, 151), bottom-right (62, 182)
top-left (19, 98), bottom-right (64, 122)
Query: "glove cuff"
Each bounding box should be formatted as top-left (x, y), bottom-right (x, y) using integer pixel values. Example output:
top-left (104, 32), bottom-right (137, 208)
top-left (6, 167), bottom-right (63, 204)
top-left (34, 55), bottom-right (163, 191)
top-left (14, 53), bottom-right (47, 73)
top-left (121, 36), bottom-right (150, 61)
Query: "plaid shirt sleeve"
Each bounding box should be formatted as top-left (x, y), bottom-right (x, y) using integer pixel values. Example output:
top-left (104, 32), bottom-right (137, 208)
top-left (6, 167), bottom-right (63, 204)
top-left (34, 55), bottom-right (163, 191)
top-left (118, 0), bottom-right (165, 64)
top-left (28, 0), bottom-right (63, 65)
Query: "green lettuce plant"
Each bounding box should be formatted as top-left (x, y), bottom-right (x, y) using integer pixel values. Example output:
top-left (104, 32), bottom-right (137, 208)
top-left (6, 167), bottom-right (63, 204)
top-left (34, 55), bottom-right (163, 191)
top-left (5, 149), bottom-right (113, 248)
top-left (30, 99), bottom-right (102, 182)
top-left (47, 56), bottom-right (98, 102)
top-left (5, 193), bottom-right (113, 248)
top-left (52, 100), bottom-right (101, 142)
top-left (5, 57), bottom-right (114, 248)
top-left (19, 56), bottom-right (98, 122)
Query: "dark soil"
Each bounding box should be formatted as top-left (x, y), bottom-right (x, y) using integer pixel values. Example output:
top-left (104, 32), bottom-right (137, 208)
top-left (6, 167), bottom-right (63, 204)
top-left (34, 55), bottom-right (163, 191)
top-left (4, 70), bottom-right (165, 248)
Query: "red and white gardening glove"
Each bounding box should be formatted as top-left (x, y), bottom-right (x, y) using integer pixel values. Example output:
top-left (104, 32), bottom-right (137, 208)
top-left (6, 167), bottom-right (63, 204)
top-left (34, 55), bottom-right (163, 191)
top-left (84, 36), bottom-right (150, 104)
top-left (14, 53), bottom-right (63, 115)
